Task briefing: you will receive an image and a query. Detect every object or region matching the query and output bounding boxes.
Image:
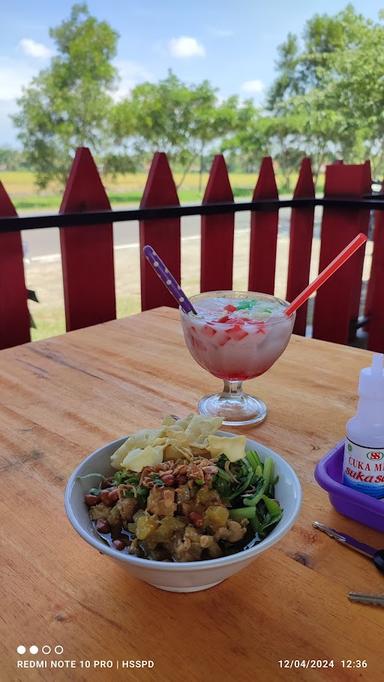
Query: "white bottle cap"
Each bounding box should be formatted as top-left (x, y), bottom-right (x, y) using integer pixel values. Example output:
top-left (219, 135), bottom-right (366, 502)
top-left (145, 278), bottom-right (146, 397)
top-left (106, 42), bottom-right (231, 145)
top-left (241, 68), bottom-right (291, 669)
top-left (358, 353), bottom-right (384, 399)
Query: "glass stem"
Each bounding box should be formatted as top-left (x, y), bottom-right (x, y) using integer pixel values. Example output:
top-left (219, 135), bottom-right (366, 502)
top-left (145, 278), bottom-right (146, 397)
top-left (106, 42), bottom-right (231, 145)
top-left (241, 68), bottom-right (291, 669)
top-left (221, 380), bottom-right (244, 400)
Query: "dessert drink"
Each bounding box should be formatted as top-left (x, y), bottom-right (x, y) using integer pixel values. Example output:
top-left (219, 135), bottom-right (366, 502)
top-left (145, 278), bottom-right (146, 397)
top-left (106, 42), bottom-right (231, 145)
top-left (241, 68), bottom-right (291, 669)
top-left (180, 291), bottom-right (295, 426)
top-left (180, 292), bottom-right (294, 381)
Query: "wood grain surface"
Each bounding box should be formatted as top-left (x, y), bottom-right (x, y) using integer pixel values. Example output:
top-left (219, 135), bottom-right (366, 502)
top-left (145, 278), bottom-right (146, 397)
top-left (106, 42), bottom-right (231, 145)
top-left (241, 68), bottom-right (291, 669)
top-left (1, 307), bottom-right (383, 682)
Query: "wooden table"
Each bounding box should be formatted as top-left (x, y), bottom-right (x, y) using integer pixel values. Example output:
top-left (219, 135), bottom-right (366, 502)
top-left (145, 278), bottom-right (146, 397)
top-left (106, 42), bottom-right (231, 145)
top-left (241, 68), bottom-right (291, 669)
top-left (1, 307), bottom-right (383, 681)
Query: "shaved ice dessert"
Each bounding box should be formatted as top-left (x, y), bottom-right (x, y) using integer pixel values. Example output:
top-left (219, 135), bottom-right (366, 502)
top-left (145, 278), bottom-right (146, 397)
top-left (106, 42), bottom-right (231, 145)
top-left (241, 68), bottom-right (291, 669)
top-left (180, 291), bottom-right (294, 381)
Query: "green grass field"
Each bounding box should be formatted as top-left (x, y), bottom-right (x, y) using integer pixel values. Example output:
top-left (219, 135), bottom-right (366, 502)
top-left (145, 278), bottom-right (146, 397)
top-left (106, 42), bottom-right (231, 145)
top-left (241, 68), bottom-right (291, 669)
top-left (0, 169), bottom-right (307, 210)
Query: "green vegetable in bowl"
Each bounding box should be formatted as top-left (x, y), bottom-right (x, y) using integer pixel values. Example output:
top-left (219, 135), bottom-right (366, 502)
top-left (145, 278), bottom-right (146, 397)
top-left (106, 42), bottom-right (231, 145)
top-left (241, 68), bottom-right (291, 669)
top-left (222, 451), bottom-right (283, 540)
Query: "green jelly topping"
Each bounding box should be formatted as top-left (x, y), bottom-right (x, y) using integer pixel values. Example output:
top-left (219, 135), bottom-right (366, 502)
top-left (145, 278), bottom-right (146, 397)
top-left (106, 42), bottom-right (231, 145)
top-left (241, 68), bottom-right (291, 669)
top-left (236, 300), bottom-right (257, 310)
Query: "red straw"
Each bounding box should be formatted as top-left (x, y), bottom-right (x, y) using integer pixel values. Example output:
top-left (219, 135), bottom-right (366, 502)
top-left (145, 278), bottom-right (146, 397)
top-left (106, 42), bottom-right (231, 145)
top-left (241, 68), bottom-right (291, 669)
top-left (285, 233), bottom-right (368, 317)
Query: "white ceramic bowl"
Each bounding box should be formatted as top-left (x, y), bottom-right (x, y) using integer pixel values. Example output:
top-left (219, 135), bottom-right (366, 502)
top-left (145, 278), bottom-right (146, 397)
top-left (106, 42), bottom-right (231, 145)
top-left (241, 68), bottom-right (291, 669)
top-left (65, 433), bottom-right (301, 592)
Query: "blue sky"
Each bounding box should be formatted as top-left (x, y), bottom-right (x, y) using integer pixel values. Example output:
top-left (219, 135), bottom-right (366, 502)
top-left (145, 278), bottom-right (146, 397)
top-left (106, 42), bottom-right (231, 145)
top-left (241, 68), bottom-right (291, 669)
top-left (1, 0), bottom-right (383, 145)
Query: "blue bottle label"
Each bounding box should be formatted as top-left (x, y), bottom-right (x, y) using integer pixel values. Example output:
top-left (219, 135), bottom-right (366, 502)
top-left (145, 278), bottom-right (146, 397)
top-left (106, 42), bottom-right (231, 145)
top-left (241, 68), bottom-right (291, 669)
top-left (343, 438), bottom-right (384, 498)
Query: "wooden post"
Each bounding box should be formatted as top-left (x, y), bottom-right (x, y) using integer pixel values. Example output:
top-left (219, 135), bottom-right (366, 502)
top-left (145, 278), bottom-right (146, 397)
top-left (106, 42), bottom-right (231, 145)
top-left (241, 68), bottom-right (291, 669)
top-left (350, 161), bottom-right (372, 327)
top-left (139, 153), bottom-right (181, 310)
top-left (366, 185), bottom-right (384, 352)
top-left (200, 155), bottom-right (234, 292)
top-left (248, 157), bottom-right (279, 294)
top-left (60, 147), bottom-right (116, 331)
top-left (286, 158), bottom-right (315, 336)
top-left (0, 183), bottom-right (30, 349)
top-left (312, 162), bottom-right (371, 345)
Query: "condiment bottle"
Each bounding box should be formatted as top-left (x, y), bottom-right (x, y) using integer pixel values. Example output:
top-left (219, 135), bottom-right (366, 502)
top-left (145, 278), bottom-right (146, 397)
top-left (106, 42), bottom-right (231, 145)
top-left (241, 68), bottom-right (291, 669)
top-left (343, 353), bottom-right (384, 498)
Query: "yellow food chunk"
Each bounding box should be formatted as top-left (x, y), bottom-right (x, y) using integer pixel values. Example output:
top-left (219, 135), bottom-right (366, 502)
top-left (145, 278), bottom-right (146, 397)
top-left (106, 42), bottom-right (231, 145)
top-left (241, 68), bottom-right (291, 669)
top-left (203, 505), bottom-right (230, 531)
top-left (135, 513), bottom-right (158, 540)
top-left (121, 444), bottom-right (164, 472)
top-left (196, 486), bottom-right (222, 506)
top-left (150, 516), bottom-right (186, 544)
top-left (206, 435), bottom-right (246, 461)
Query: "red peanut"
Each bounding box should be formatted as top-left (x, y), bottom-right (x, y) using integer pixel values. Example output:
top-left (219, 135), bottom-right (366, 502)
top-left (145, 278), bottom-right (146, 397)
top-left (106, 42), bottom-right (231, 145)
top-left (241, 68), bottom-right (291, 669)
top-left (108, 488), bottom-right (120, 503)
top-left (84, 494), bottom-right (101, 506)
top-left (100, 489), bottom-right (119, 506)
top-left (189, 512), bottom-right (204, 528)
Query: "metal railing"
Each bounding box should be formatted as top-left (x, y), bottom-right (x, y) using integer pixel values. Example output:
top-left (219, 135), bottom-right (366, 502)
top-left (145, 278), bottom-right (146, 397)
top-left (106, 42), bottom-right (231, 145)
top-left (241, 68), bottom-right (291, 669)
top-left (0, 195), bottom-right (383, 233)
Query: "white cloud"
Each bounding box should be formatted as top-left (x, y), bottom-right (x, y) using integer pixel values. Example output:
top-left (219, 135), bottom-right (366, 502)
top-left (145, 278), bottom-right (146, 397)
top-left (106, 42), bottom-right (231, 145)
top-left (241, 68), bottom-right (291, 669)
top-left (241, 79), bottom-right (265, 95)
top-left (112, 60), bottom-right (153, 101)
top-left (19, 38), bottom-right (53, 59)
top-left (168, 36), bottom-right (206, 58)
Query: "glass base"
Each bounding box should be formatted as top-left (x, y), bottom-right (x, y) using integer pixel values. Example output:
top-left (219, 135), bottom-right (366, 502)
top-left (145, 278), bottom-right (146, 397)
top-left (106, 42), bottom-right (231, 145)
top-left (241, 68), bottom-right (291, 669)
top-left (198, 391), bottom-right (267, 426)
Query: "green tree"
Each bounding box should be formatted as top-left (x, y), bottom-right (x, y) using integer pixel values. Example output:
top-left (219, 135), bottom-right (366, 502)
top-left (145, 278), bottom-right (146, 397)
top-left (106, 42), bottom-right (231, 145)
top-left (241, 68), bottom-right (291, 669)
top-left (13, 3), bottom-right (118, 188)
top-left (221, 100), bottom-right (271, 173)
top-left (267, 5), bottom-right (384, 179)
top-left (112, 71), bottom-right (238, 188)
top-left (0, 147), bottom-right (26, 171)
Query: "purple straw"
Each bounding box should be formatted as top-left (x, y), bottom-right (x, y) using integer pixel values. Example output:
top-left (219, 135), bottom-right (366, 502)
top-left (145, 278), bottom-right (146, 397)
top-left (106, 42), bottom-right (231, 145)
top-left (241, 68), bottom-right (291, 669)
top-left (143, 245), bottom-right (197, 314)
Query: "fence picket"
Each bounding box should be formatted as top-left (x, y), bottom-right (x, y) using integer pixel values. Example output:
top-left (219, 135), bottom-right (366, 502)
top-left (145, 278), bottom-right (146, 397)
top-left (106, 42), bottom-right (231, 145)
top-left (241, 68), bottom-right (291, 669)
top-left (248, 157), bottom-right (279, 294)
top-left (286, 158), bottom-right (315, 335)
top-left (312, 162), bottom-right (371, 344)
top-left (201, 155), bottom-right (234, 292)
top-left (0, 183), bottom-right (30, 349)
top-left (60, 147), bottom-right (116, 331)
top-left (350, 161), bottom-right (372, 325)
top-left (140, 153), bottom-right (181, 310)
top-left (366, 189), bottom-right (384, 352)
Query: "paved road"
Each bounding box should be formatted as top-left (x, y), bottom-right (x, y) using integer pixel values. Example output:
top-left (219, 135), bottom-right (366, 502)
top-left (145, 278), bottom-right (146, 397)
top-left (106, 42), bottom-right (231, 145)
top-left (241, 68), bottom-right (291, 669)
top-left (21, 211), bottom-right (251, 261)
top-left (20, 207), bottom-right (298, 261)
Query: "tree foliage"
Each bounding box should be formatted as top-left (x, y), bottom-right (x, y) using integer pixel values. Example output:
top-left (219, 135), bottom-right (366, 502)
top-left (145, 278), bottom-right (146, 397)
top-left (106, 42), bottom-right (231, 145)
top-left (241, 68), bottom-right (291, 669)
top-left (10, 3), bottom-right (384, 189)
top-left (111, 71), bottom-right (238, 187)
top-left (221, 101), bottom-right (271, 172)
top-left (0, 147), bottom-right (26, 171)
top-left (13, 3), bottom-right (118, 188)
top-left (266, 5), bottom-right (384, 178)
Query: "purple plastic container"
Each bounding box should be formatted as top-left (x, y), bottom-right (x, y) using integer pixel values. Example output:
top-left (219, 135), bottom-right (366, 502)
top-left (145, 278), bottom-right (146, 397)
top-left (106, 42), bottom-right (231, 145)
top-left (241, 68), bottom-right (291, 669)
top-left (315, 441), bottom-right (384, 532)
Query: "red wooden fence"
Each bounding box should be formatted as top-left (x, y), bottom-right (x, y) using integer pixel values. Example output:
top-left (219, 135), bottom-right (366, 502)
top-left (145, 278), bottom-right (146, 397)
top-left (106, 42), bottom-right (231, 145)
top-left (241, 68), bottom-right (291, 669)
top-left (248, 157), bottom-right (279, 294)
top-left (286, 158), bottom-right (315, 336)
top-left (0, 146), bottom-right (383, 353)
top-left (140, 152), bottom-right (181, 311)
top-left (201, 155), bottom-right (234, 292)
top-left (365, 180), bottom-right (384, 352)
top-left (312, 162), bottom-right (371, 344)
top-left (0, 183), bottom-right (30, 349)
top-left (60, 147), bottom-right (116, 331)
